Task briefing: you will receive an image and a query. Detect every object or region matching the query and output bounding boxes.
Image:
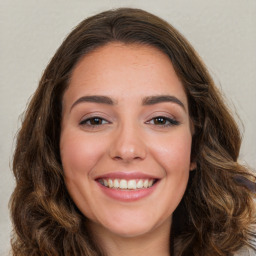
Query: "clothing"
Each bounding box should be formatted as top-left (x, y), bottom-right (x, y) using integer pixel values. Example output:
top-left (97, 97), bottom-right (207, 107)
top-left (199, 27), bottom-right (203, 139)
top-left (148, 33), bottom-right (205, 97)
top-left (234, 246), bottom-right (256, 256)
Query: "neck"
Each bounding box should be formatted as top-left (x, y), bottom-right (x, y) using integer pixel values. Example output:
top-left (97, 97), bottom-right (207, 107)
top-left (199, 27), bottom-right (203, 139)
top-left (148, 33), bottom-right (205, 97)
top-left (88, 218), bottom-right (172, 256)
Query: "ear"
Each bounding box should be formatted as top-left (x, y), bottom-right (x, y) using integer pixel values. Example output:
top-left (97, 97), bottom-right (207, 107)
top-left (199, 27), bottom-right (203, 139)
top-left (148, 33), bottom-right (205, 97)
top-left (189, 161), bottom-right (197, 171)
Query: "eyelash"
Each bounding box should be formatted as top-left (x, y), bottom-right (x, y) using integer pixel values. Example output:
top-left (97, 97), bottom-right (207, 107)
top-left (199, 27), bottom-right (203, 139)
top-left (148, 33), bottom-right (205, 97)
top-left (79, 117), bottom-right (110, 126)
top-left (146, 116), bottom-right (179, 127)
top-left (79, 116), bottom-right (179, 128)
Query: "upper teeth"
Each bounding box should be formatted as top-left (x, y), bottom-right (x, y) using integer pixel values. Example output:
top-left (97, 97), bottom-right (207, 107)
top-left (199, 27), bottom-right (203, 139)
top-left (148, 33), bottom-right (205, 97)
top-left (98, 178), bottom-right (155, 190)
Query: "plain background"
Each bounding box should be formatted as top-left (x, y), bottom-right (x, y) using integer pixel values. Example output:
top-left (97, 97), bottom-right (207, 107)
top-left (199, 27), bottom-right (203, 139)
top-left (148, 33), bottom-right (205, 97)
top-left (0, 0), bottom-right (255, 255)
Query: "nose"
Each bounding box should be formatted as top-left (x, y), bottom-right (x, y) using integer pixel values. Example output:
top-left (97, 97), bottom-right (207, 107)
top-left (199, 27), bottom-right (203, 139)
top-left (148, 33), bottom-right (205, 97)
top-left (108, 124), bottom-right (147, 163)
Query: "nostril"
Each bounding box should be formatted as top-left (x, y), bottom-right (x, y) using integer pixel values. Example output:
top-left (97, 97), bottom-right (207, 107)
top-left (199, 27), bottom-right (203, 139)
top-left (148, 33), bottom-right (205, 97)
top-left (108, 136), bottom-right (147, 162)
top-left (113, 156), bottom-right (122, 160)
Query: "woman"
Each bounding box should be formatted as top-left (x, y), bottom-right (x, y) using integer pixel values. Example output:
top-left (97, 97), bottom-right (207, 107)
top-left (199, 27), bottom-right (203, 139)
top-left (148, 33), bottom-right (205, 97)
top-left (10, 8), bottom-right (256, 256)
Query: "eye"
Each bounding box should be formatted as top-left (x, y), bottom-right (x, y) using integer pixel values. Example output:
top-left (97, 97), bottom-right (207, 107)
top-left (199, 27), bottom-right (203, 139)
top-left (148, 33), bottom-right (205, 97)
top-left (146, 116), bottom-right (179, 126)
top-left (79, 117), bottom-right (109, 126)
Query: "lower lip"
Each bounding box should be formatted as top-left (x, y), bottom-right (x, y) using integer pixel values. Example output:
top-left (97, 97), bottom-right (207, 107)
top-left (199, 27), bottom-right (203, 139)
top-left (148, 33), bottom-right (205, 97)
top-left (97, 182), bottom-right (158, 202)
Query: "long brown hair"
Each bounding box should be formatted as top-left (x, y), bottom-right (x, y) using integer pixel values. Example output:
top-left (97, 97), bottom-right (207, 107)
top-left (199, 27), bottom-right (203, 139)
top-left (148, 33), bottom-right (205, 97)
top-left (10, 8), bottom-right (256, 256)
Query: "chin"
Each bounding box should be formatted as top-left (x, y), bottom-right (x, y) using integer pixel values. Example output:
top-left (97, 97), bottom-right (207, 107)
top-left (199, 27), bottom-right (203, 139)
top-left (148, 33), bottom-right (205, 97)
top-left (89, 211), bottom-right (171, 239)
top-left (101, 224), bottom-right (156, 238)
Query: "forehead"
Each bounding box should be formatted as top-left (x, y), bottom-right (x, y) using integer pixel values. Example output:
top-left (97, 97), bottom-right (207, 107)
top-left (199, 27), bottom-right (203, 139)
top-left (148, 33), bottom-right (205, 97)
top-left (64, 42), bottom-right (188, 110)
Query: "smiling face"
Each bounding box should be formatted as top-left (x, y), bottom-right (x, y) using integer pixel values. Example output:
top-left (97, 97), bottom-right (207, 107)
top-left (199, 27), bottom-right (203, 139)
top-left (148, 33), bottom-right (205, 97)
top-left (60, 43), bottom-right (195, 238)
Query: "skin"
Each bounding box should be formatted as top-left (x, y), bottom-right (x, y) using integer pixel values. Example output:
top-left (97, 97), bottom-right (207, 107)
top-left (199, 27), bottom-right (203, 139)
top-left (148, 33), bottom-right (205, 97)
top-left (60, 42), bottom-right (195, 256)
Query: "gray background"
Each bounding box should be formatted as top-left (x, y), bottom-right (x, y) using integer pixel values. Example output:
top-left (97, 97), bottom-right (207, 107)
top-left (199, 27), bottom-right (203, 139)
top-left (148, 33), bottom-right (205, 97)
top-left (1, 0), bottom-right (255, 255)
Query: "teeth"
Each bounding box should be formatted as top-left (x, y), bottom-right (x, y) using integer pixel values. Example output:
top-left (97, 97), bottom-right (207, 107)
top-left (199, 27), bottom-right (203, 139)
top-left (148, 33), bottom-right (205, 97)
top-left (120, 179), bottom-right (127, 189)
top-left (103, 179), bottom-right (108, 187)
top-left (99, 178), bottom-right (155, 190)
top-left (143, 179), bottom-right (149, 188)
top-left (108, 179), bottom-right (113, 188)
top-left (148, 179), bottom-right (154, 187)
top-left (127, 180), bottom-right (136, 189)
top-left (114, 179), bottom-right (119, 188)
top-left (137, 179), bottom-right (143, 189)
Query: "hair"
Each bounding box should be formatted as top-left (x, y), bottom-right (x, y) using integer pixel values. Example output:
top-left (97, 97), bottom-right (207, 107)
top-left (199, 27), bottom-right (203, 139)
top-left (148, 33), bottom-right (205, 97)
top-left (10, 7), bottom-right (256, 256)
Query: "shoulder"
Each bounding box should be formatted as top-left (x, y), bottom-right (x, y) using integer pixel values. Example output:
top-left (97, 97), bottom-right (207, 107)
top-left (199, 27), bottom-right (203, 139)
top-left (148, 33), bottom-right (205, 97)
top-left (233, 246), bottom-right (256, 256)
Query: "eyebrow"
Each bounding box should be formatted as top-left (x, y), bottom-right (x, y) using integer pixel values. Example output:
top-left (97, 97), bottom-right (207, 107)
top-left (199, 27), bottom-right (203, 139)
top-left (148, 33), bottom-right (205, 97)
top-left (70, 95), bottom-right (115, 111)
top-left (70, 94), bottom-right (185, 111)
top-left (142, 95), bottom-right (185, 109)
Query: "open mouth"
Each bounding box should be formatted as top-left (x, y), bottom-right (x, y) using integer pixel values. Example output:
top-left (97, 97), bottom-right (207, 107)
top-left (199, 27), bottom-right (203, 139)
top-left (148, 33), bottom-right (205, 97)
top-left (95, 174), bottom-right (159, 201)
top-left (97, 178), bottom-right (158, 190)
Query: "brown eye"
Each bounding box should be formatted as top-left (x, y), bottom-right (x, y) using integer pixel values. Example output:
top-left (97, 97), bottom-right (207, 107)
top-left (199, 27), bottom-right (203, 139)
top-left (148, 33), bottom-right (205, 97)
top-left (147, 116), bottom-right (179, 126)
top-left (153, 117), bottom-right (167, 125)
top-left (80, 117), bottom-right (108, 126)
top-left (89, 118), bottom-right (103, 125)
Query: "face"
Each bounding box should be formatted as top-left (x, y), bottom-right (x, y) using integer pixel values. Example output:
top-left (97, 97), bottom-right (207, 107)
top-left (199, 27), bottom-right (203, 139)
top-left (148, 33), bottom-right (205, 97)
top-left (60, 43), bottom-right (195, 238)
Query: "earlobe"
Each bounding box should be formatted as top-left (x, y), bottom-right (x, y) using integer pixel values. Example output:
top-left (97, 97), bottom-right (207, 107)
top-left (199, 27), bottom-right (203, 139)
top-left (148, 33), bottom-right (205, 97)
top-left (189, 162), bottom-right (197, 171)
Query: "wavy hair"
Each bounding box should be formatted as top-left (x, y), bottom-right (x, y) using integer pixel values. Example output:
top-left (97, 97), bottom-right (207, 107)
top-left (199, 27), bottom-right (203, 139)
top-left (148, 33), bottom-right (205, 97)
top-left (10, 8), bottom-right (256, 256)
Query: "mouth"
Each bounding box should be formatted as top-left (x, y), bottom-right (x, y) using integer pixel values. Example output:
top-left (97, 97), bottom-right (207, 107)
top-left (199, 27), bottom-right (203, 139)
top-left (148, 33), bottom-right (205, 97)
top-left (94, 172), bottom-right (160, 201)
top-left (97, 178), bottom-right (157, 190)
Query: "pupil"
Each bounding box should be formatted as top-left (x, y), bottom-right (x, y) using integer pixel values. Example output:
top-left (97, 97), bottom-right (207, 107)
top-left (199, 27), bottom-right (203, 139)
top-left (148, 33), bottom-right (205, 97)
top-left (155, 117), bottom-right (165, 124)
top-left (92, 118), bottom-right (101, 125)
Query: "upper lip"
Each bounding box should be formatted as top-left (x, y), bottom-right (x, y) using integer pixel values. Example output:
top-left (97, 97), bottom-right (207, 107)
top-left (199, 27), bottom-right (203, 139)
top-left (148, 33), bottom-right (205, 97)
top-left (94, 171), bottom-right (160, 180)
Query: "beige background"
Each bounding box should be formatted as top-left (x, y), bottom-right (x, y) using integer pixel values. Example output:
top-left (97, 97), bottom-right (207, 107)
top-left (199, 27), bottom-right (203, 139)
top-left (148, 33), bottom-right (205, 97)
top-left (1, 0), bottom-right (255, 255)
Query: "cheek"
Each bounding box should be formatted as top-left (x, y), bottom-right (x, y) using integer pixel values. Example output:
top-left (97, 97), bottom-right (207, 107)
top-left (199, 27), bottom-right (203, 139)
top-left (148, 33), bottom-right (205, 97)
top-left (150, 130), bottom-right (193, 173)
top-left (60, 130), bottom-right (106, 178)
top-left (143, 130), bottom-right (192, 221)
top-left (59, 130), bottom-right (108, 219)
